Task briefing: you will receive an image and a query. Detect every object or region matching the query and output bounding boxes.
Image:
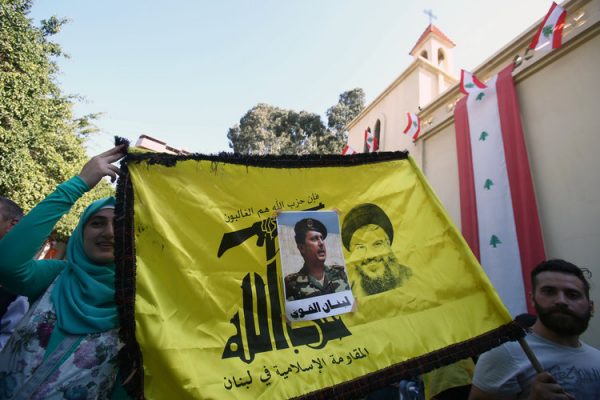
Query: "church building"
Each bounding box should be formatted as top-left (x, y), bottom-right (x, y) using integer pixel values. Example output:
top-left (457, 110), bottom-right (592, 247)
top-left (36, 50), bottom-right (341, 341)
top-left (346, 0), bottom-right (600, 347)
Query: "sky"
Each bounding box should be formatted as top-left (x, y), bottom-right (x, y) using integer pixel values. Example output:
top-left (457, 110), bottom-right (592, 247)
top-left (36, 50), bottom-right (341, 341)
top-left (29, 0), bottom-right (552, 155)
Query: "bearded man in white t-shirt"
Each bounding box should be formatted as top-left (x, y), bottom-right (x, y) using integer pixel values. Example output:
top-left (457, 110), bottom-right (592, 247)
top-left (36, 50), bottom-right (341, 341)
top-left (470, 259), bottom-right (600, 400)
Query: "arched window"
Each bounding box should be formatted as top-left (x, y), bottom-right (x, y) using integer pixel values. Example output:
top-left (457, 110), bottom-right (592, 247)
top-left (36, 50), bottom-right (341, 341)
top-left (374, 120), bottom-right (381, 151)
top-left (363, 127), bottom-right (372, 153)
top-left (420, 50), bottom-right (428, 60)
top-left (437, 48), bottom-right (446, 67)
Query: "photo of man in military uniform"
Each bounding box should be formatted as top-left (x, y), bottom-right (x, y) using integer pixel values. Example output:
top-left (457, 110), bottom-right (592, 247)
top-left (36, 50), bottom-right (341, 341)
top-left (284, 217), bottom-right (350, 301)
top-left (342, 203), bottom-right (412, 297)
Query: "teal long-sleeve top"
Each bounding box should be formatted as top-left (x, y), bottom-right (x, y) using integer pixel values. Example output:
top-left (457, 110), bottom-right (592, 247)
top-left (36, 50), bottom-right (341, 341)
top-left (0, 176), bottom-right (89, 300)
top-left (0, 177), bottom-right (132, 399)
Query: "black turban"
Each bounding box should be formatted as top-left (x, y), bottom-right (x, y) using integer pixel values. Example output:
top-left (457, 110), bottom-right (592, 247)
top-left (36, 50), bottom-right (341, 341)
top-left (341, 203), bottom-right (393, 250)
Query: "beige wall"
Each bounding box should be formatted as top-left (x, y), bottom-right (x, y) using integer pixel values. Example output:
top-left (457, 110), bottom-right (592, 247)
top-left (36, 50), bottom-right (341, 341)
top-left (347, 60), bottom-right (457, 168)
top-left (421, 122), bottom-right (461, 228)
top-left (421, 21), bottom-right (600, 346)
top-left (347, 67), bottom-right (422, 156)
top-left (517, 33), bottom-right (600, 346)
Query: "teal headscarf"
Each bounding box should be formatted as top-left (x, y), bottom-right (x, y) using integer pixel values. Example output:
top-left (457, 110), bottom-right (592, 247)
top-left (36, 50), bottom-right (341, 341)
top-left (51, 197), bottom-right (118, 334)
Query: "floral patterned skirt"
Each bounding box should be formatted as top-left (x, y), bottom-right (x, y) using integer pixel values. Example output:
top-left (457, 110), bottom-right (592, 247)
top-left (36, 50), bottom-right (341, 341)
top-left (0, 279), bottom-right (121, 399)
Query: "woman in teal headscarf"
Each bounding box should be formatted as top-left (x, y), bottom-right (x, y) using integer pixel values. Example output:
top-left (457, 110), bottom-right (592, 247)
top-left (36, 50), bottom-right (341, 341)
top-left (0, 145), bottom-right (130, 399)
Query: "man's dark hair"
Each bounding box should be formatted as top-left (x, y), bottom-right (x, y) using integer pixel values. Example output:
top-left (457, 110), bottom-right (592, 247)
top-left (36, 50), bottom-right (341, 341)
top-left (0, 197), bottom-right (24, 222)
top-left (531, 259), bottom-right (591, 298)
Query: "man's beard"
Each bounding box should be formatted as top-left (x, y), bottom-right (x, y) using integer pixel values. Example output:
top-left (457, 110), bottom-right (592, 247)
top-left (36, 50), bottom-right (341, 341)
top-left (356, 253), bottom-right (412, 296)
top-left (534, 299), bottom-right (592, 336)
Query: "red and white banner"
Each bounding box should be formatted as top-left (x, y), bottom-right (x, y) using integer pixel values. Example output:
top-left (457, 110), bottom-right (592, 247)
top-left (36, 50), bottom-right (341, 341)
top-left (341, 144), bottom-right (357, 155)
top-left (529, 2), bottom-right (567, 51)
top-left (460, 70), bottom-right (487, 95)
top-left (403, 112), bottom-right (421, 141)
top-left (364, 128), bottom-right (378, 152)
top-left (454, 64), bottom-right (545, 316)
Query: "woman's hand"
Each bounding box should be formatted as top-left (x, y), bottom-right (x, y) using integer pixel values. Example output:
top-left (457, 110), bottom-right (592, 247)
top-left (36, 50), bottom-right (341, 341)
top-left (78, 145), bottom-right (126, 189)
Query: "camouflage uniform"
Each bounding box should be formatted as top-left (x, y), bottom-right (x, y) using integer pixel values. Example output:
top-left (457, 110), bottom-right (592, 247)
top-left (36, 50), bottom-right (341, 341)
top-left (285, 264), bottom-right (350, 301)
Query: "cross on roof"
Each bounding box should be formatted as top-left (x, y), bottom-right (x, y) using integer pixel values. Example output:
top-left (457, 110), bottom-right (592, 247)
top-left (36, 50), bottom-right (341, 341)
top-left (424, 9), bottom-right (437, 25)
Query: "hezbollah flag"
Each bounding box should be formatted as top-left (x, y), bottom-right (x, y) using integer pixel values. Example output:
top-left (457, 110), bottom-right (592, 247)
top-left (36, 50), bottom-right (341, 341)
top-left (114, 148), bottom-right (522, 399)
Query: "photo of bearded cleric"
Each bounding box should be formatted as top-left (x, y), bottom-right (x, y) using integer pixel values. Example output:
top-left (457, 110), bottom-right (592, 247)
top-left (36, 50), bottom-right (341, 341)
top-left (281, 214), bottom-right (350, 301)
top-left (341, 203), bottom-right (412, 297)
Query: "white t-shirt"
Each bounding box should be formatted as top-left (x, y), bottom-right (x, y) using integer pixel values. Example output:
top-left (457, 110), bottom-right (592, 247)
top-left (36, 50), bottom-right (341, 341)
top-left (473, 332), bottom-right (600, 399)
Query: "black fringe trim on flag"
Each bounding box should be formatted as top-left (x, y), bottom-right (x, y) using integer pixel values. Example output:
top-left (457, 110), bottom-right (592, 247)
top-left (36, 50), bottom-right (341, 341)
top-left (114, 137), bottom-right (146, 398)
top-left (112, 140), bottom-right (523, 399)
top-left (292, 321), bottom-right (524, 400)
top-left (121, 147), bottom-right (409, 169)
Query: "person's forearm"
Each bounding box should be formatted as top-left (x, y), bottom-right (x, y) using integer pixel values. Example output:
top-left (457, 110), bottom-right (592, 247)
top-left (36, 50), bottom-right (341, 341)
top-left (0, 176), bottom-right (89, 290)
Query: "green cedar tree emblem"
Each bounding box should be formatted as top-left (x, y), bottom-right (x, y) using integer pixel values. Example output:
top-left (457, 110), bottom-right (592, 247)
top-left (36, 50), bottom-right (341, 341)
top-left (476, 92), bottom-right (485, 101)
top-left (484, 179), bottom-right (494, 190)
top-left (465, 83), bottom-right (475, 88)
top-left (490, 235), bottom-right (502, 248)
top-left (542, 25), bottom-right (554, 38)
top-left (479, 131), bottom-right (489, 141)
top-left (413, 121), bottom-right (417, 127)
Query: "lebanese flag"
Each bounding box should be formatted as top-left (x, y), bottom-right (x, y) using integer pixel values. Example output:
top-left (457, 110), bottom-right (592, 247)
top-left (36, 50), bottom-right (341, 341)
top-left (454, 64), bottom-right (545, 316)
top-left (529, 2), bottom-right (567, 51)
top-left (403, 112), bottom-right (421, 141)
top-left (364, 128), bottom-right (378, 152)
top-left (460, 70), bottom-right (487, 95)
top-left (341, 144), bottom-right (357, 155)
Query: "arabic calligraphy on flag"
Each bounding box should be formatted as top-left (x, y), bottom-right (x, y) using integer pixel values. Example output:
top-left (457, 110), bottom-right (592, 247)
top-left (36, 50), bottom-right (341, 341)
top-left (115, 149), bottom-right (523, 399)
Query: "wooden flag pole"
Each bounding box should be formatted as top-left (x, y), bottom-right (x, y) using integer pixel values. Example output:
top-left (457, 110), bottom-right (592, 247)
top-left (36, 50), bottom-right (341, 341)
top-left (517, 337), bottom-right (544, 373)
top-left (514, 314), bottom-right (544, 373)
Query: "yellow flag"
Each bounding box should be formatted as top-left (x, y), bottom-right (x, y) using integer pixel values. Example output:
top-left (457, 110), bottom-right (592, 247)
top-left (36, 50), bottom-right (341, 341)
top-left (115, 151), bottom-right (522, 399)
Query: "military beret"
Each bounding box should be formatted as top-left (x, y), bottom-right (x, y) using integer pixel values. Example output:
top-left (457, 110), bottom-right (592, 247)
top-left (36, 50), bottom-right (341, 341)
top-left (341, 203), bottom-right (393, 250)
top-left (294, 218), bottom-right (327, 244)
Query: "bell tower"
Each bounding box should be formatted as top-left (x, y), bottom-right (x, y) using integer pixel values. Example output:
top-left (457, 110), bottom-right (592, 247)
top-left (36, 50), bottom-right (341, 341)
top-left (409, 23), bottom-right (455, 75)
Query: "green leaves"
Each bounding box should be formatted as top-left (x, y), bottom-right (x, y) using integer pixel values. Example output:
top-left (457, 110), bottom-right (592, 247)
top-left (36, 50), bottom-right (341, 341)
top-left (41, 16), bottom-right (68, 37)
top-left (228, 88), bottom-right (365, 155)
top-left (227, 104), bottom-right (327, 154)
top-left (327, 88), bottom-right (365, 133)
top-left (1, 0), bottom-right (110, 240)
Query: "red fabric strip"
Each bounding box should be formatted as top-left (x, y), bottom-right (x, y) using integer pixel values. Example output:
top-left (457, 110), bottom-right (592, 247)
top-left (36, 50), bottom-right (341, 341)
top-left (460, 70), bottom-right (467, 94)
top-left (553, 9), bottom-right (567, 49)
top-left (454, 97), bottom-right (480, 261)
top-left (403, 112), bottom-right (412, 133)
top-left (496, 64), bottom-right (546, 313)
top-left (530, 2), bottom-right (557, 49)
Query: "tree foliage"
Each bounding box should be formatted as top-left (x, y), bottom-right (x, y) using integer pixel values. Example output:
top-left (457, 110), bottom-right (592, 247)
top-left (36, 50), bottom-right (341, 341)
top-left (0, 0), bottom-right (112, 240)
top-left (228, 88), bottom-right (365, 155)
top-left (326, 88), bottom-right (365, 137)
